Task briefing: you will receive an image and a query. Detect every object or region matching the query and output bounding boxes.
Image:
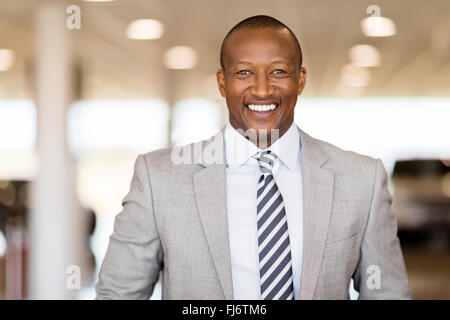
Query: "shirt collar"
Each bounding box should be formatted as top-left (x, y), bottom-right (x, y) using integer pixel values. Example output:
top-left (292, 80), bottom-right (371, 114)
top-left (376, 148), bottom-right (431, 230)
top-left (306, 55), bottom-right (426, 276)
top-left (267, 122), bottom-right (300, 172)
top-left (224, 122), bottom-right (300, 172)
top-left (224, 123), bottom-right (260, 171)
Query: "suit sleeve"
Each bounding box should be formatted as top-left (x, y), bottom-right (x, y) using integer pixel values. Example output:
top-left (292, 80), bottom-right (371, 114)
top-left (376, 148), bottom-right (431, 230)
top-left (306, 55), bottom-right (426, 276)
top-left (353, 159), bottom-right (412, 299)
top-left (95, 154), bottom-right (164, 299)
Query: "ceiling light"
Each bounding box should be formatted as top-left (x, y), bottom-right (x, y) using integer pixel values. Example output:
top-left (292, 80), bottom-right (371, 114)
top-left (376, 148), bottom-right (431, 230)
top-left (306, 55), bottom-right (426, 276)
top-left (126, 19), bottom-right (164, 40)
top-left (0, 49), bottom-right (15, 71)
top-left (340, 63), bottom-right (370, 87)
top-left (349, 44), bottom-right (380, 67)
top-left (361, 17), bottom-right (396, 37)
top-left (164, 46), bottom-right (198, 69)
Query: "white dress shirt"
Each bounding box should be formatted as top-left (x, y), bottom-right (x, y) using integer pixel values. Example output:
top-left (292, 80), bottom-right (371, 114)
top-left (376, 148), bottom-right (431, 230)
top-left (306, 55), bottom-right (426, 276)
top-left (224, 122), bottom-right (304, 300)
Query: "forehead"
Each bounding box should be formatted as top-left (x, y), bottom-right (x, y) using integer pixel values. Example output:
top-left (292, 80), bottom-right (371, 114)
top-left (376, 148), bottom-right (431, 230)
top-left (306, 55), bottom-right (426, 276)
top-left (223, 27), bottom-right (298, 66)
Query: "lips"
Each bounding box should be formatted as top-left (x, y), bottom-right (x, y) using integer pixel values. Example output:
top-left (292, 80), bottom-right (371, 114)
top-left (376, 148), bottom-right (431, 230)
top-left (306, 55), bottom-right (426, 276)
top-left (245, 103), bottom-right (279, 112)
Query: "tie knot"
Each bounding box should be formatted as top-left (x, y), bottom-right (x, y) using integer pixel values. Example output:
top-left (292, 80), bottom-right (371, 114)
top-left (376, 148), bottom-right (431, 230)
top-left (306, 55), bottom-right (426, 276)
top-left (254, 150), bottom-right (278, 174)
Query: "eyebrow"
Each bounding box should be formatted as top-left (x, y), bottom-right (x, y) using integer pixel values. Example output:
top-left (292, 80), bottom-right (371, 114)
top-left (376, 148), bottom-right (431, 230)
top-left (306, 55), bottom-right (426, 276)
top-left (235, 60), bottom-right (293, 66)
top-left (235, 61), bottom-right (252, 65)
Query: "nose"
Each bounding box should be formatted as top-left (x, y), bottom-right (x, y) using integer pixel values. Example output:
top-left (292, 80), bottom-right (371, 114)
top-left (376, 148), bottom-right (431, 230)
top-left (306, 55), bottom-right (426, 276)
top-left (250, 74), bottom-right (273, 98)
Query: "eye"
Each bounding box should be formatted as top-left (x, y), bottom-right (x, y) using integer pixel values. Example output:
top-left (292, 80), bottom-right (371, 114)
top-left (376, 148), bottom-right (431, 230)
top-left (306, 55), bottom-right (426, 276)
top-left (272, 69), bottom-right (287, 74)
top-left (237, 70), bottom-right (251, 75)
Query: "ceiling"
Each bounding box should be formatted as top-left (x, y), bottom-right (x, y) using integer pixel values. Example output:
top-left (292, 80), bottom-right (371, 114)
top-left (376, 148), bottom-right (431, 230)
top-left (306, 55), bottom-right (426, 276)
top-left (0, 0), bottom-right (449, 101)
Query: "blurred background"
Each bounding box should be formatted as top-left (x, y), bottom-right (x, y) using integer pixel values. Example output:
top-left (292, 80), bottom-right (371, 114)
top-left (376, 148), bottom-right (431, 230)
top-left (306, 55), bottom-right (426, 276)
top-left (0, 0), bottom-right (449, 299)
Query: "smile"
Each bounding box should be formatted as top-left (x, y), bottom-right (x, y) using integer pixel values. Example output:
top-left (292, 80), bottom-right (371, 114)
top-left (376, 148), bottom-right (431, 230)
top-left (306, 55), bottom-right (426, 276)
top-left (246, 104), bottom-right (279, 112)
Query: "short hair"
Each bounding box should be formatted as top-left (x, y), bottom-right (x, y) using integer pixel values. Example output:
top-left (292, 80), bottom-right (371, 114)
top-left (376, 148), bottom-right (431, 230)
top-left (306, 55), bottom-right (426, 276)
top-left (220, 15), bottom-right (303, 70)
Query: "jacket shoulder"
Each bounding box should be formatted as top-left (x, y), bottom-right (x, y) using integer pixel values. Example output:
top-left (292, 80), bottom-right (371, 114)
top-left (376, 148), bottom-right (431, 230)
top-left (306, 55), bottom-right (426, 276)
top-left (139, 138), bottom-right (214, 173)
top-left (140, 146), bottom-right (176, 171)
top-left (301, 130), bottom-right (378, 174)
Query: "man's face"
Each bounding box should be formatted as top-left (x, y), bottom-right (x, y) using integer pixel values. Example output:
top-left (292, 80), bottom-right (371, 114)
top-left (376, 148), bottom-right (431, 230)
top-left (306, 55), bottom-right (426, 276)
top-left (217, 27), bottom-right (306, 138)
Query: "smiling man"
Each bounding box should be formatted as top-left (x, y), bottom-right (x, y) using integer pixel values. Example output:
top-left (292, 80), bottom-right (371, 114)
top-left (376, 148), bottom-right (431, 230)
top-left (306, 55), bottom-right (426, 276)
top-left (217, 17), bottom-right (306, 146)
top-left (96, 15), bottom-right (411, 300)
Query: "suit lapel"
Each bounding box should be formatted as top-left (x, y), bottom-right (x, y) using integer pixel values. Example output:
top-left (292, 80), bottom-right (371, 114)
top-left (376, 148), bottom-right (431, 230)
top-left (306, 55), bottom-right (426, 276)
top-left (298, 128), bottom-right (335, 300)
top-left (192, 131), bottom-right (234, 300)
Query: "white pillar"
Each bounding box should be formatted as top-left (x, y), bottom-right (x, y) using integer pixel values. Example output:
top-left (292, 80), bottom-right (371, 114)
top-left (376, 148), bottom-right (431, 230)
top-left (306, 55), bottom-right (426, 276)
top-left (29, 1), bottom-right (82, 299)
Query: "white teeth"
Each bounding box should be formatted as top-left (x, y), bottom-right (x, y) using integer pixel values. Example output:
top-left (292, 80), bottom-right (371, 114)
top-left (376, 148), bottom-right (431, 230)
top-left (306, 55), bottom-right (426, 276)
top-left (247, 104), bottom-right (278, 112)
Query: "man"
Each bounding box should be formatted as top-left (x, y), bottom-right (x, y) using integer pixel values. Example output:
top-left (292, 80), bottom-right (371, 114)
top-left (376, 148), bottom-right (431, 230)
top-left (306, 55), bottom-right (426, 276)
top-left (96, 15), bottom-right (411, 300)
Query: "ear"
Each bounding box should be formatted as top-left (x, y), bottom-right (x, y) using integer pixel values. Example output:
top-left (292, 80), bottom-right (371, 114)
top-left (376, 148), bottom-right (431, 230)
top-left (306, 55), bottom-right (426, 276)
top-left (297, 67), bottom-right (307, 95)
top-left (216, 69), bottom-right (226, 98)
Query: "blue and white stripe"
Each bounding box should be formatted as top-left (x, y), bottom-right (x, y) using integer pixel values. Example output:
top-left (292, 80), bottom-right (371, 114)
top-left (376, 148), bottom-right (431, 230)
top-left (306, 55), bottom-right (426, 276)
top-left (254, 150), bottom-right (294, 300)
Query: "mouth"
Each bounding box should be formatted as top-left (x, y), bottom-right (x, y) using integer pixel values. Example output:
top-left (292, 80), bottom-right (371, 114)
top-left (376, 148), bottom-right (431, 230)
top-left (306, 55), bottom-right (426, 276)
top-left (245, 103), bottom-right (279, 112)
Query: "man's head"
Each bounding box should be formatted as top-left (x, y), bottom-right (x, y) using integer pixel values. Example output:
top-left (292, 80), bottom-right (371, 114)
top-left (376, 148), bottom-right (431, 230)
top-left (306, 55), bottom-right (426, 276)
top-left (217, 15), bottom-right (307, 144)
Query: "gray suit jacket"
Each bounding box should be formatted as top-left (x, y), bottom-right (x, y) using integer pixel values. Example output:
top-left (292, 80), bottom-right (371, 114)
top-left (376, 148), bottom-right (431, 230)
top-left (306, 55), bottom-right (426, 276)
top-left (95, 126), bottom-right (411, 299)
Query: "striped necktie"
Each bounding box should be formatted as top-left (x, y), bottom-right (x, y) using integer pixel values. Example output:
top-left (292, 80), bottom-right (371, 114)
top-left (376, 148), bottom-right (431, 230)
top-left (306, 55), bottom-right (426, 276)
top-left (254, 150), bottom-right (294, 300)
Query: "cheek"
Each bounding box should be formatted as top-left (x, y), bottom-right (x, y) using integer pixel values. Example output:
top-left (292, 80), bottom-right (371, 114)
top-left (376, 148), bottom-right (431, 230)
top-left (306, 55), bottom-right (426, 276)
top-left (281, 82), bottom-right (300, 101)
top-left (225, 86), bottom-right (245, 115)
top-left (279, 84), bottom-right (299, 117)
top-left (226, 85), bottom-right (248, 103)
